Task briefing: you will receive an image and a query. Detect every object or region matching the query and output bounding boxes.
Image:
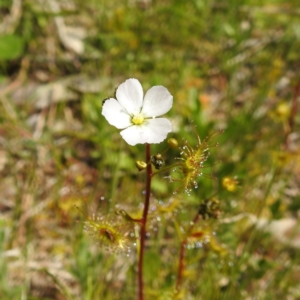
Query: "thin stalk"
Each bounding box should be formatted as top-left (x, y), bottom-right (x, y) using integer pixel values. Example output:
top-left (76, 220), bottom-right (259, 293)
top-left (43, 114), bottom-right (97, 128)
top-left (284, 76), bottom-right (300, 149)
top-left (138, 143), bottom-right (152, 300)
top-left (151, 162), bottom-right (179, 177)
top-left (176, 212), bottom-right (200, 292)
top-left (176, 241), bottom-right (186, 292)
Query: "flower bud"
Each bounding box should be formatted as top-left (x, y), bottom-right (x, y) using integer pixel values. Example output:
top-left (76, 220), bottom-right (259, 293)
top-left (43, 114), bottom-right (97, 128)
top-left (168, 138), bottom-right (179, 149)
top-left (151, 153), bottom-right (165, 170)
top-left (222, 177), bottom-right (238, 192)
top-left (135, 160), bottom-right (147, 171)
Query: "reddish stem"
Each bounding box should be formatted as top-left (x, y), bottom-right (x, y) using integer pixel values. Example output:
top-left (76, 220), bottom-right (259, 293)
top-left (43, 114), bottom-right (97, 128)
top-left (176, 213), bottom-right (200, 292)
top-left (176, 241), bottom-right (186, 291)
top-left (138, 144), bottom-right (152, 300)
top-left (284, 77), bottom-right (300, 149)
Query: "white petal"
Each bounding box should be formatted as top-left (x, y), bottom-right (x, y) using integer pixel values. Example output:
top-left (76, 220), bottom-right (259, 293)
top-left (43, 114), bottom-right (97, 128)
top-left (142, 118), bottom-right (172, 144)
top-left (102, 98), bottom-right (132, 129)
top-left (141, 86), bottom-right (173, 117)
top-left (120, 126), bottom-right (148, 146)
top-left (120, 118), bottom-right (172, 146)
top-left (116, 78), bottom-right (144, 115)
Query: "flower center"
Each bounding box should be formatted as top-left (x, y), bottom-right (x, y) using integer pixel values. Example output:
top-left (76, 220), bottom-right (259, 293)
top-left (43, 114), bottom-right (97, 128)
top-left (132, 113), bottom-right (145, 125)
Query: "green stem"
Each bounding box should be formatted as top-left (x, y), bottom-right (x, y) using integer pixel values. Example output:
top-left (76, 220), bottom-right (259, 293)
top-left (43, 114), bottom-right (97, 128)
top-left (158, 145), bottom-right (171, 155)
top-left (151, 162), bottom-right (179, 177)
top-left (138, 143), bottom-right (152, 300)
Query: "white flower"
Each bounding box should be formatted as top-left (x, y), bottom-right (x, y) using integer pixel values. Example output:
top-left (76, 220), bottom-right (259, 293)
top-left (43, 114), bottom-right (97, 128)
top-left (102, 78), bottom-right (173, 146)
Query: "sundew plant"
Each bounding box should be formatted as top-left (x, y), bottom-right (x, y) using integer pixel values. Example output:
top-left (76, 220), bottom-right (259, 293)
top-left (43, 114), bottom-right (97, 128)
top-left (1, 0), bottom-right (300, 299)
top-left (81, 78), bottom-right (225, 299)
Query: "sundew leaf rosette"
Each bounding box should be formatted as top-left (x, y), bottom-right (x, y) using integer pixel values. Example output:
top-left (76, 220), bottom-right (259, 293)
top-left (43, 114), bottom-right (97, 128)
top-left (83, 213), bottom-right (133, 255)
top-left (172, 129), bottom-right (223, 195)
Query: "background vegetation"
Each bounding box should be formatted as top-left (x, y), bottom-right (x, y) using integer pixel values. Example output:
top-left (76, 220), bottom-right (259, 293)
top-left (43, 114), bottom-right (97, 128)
top-left (0, 0), bottom-right (300, 299)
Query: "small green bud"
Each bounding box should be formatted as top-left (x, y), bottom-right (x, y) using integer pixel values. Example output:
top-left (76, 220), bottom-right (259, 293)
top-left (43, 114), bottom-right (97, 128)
top-left (168, 138), bottom-right (179, 149)
top-left (136, 160), bottom-right (147, 171)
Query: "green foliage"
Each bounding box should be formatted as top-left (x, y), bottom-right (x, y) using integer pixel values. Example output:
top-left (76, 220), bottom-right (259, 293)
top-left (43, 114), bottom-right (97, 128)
top-left (0, 35), bottom-right (24, 60)
top-left (0, 229), bottom-right (23, 300)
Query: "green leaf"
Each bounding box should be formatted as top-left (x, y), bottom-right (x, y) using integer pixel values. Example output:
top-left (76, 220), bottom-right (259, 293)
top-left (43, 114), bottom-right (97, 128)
top-left (0, 35), bottom-right (24, 60)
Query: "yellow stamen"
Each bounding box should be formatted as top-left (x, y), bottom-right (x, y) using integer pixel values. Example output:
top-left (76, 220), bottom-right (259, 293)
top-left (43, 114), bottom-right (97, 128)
top-left (132, 114), bottom-right (144, 125)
